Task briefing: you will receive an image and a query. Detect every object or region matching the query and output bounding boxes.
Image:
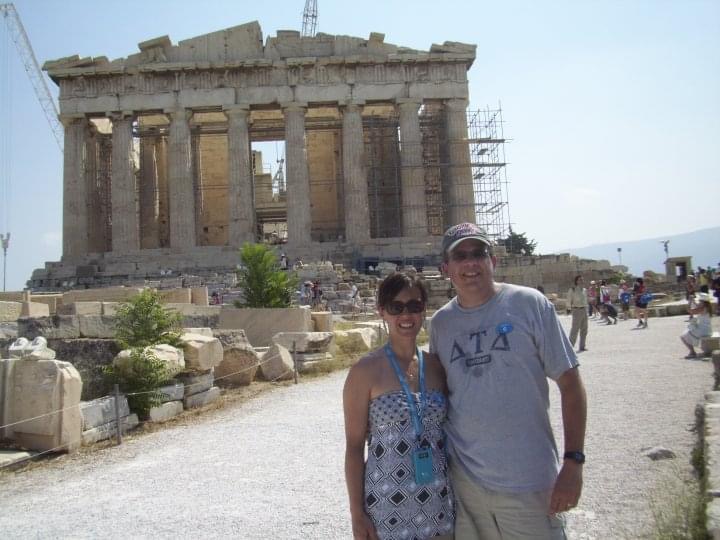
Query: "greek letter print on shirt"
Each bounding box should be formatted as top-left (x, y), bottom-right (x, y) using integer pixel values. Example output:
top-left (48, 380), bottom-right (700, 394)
top-left (449, 323), bottom-right (512, 374)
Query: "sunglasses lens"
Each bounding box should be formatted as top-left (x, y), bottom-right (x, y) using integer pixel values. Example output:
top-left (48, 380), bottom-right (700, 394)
top-left (385, 300), bottom-right (425, 315)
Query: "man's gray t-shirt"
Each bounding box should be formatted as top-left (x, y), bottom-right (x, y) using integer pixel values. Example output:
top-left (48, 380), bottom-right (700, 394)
top-left (429, 283), bottom-right (578, 493)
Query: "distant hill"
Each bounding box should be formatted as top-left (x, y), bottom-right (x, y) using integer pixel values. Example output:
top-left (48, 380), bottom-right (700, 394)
top-left (557, 227), bottom-right (720, 276)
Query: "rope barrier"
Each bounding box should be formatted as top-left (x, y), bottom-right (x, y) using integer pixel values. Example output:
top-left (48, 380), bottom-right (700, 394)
top-left (0, 352), bottom-right (299, 470)
top-left (0, 349), bottom-right (291, 431)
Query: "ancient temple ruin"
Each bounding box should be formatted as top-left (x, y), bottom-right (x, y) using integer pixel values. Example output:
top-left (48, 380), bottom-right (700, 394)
top-left (29, 22), bottom-right (509, 289)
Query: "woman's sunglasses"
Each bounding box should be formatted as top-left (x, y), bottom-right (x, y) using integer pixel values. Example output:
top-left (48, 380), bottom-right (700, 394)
top-left (384, 299), bottom-right (425, 315)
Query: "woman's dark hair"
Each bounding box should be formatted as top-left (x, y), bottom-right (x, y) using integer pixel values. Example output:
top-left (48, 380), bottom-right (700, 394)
top-left (574, 275), bottom-right (583, 285)
top-left (636, 277), bottom-right (644, 285)
top-left (377, 272), bottom-right (428, 308)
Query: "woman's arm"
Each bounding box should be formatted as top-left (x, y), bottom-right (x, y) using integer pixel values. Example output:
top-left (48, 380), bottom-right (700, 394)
top-left (343, 363), bottom-right (378, 540)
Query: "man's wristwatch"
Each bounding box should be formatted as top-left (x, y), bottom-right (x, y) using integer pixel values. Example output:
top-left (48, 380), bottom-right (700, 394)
top-left (563, 451), bottom-right (585, 464)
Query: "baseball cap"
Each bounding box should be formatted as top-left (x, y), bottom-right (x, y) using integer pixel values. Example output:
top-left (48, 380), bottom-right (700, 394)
top-left (442, 223), bottom-right (491, 255)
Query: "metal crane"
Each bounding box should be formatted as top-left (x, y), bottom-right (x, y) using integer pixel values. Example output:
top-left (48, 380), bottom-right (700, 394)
top-left (1, 3), bottom-right (63, 152)
top-left (301, 0), bottom-right (317, 38)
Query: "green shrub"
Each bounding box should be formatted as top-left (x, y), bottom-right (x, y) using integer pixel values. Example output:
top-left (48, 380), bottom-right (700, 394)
top-left (235, 243), bottom-right (298, 308)
top-left (114, 289), bottom-right (182, 349)
top-left (103, 348), bottom-right (174, 419)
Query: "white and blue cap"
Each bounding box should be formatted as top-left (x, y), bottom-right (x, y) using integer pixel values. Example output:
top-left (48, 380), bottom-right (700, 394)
top-left (442, 222), bottom-right (491, 255)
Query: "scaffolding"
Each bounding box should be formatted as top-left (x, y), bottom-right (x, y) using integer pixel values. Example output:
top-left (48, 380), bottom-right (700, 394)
top-left (467, 106), bottom-right (511, 244)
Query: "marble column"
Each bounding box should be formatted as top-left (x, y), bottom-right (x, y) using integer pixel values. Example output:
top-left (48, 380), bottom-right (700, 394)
top-left (397, 98), bottom-right (427, 237)
top-left (166, 108), bottom-right (196, 248)
top-left (283, 102), bottom-right (312, 245)
top-left (340, 102), bottom-right (370, 243)
top-left (445, 98), bottom-right (476, 225)
top-left (84, 125), bottom-right (102, 253)
top-left (224, 106), bottom-right (255, 246)
top-left (61, 115), bottom-right (89, 260)
top-left (110, 112), bottom-right (139, 252)
top-left (139, 129), bottom-right (160, 249)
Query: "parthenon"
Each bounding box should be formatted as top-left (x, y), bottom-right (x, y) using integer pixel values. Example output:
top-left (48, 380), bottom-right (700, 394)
top-left (30, 21), bottom-right (497, 289)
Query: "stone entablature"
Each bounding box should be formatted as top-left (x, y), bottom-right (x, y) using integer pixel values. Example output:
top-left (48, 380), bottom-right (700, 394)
top-left (45, 24), bottom-right (475, 115)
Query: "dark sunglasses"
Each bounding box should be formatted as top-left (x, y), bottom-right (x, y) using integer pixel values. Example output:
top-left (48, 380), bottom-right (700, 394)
top-left (450, 247), bottom-right (490, 262)
top-left (385, 299), bottom-right (425, 315)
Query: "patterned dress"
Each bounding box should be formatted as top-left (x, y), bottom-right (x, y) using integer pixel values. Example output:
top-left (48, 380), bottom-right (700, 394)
top-left (364, 389), bottom-right (454, 539)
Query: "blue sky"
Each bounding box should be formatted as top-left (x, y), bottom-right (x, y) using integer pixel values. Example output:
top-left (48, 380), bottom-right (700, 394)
top-left (1, 0), bottom-right (718, 290)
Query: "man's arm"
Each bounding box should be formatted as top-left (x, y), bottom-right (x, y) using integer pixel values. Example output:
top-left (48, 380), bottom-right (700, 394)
top-left (549, 366), bottom-right (587, 515)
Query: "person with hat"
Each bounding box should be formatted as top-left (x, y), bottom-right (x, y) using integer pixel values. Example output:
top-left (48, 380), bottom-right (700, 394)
top-left (680, 292), bottom-right (714, 359)
top-left (429, 222), bottom-right (587, 539)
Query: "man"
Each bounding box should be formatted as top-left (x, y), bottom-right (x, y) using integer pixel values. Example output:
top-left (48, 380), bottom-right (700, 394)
top-left (567, 275), bottom-right (589, 351)
top-left (429, 223), bottom-right (587, 539)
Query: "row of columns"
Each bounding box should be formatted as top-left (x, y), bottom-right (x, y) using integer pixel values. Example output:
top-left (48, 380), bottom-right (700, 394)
top-left (60, 98), bottom-right (475, 260)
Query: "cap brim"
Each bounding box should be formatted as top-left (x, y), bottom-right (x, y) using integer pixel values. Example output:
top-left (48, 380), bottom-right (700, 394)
top-left (446, 235), bottom-right (491, 254)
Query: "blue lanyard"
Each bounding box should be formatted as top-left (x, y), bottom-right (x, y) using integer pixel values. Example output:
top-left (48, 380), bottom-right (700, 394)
top-left (384, 344), bottom-right (427, 441)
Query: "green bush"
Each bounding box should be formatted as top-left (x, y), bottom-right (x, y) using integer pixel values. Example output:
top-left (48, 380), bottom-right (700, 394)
top-left (114, 289), bottom-right (182, 349)
top-left (107, 289), bottom-right (183, 418)
top-left (103, 348), bottom-right (174, 419)
top-left (235, 243), bottom-right (298, 308)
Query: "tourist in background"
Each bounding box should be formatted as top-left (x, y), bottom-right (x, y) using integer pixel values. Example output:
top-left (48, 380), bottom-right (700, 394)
top-left (598, 280), bottom-right (617, 325)
top-left (587, 280), bottom-right (598, 318)
top-left (567, 275), bottom-right (589, 352)
top-left (618, 280), bottom-right (631, 320)
top-left (430, 223), bottom-right (586, 539)
top-left (343, 273), bottom-right (454, 540)
top-left (680, 292), bottom-right (714, 359)
top-left (633, 277), bottom-right (650, 328)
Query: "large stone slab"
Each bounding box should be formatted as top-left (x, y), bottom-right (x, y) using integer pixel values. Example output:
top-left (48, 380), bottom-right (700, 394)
top-left (334, 328), bottom-right (376, 353)
top-left (63, 287), bottom-right (144, 304)
top-left (0, 358), bottom-right (82, 453)
top-left (81, 413), bottom-right (139, 445)
top-left (272, 332), bottom-right (335, 353)
top-left (148, 401), bottom-right (183, 423)
top-left (176, 370), bottom-right (214, 397)
top-left (215, 345), bottom-right (259, 387)
top-left (79, 395), bottom-right (131, 430)
top-left (179, 333), bottom-right (223, 371)
top-left (183, 386), bottom-right (221, 409)
top-left (79, 315), bottom-right (117, 338)
top-left (20, 302), bottom-right (50, 318)
top-left (58, 302), bottom-right (103, 316)
top-left (260, 343), bottom-right (294, 382)
top-left (17, 315), bottom-right (81, 339)
top-left (158, 381), bottom-right (185, 402)
top-left (219, 306), bottom-right (312, 347)
top-left (114, 344), bottom-right (185, 378)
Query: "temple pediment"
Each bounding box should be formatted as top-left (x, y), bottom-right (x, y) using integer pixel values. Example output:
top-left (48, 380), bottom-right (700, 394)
top-left (42, 21), bottom-right (475, 79)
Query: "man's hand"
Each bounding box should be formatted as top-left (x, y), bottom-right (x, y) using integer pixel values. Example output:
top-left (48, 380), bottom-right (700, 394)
top-left (351, 511), bottom-right (379, 540)
top-left (549, 461), bottom-right (583, 515)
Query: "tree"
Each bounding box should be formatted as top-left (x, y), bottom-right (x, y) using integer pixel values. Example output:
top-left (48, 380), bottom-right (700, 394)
top-left (113, 289), bottom-right (183, 349)
top-left (105, 289), bottom-right (182, 418)
top-left (236, 243), bottom-right (298, 308)
top-left (500, 228), bottom-right (537, 256)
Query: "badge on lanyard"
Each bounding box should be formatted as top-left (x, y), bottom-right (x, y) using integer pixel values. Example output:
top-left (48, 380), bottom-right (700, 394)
top-left (384, 344), bottom-right (435, 485)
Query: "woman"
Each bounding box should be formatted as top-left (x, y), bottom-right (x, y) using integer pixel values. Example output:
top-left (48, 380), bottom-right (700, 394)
top-left (343, 273), bottom-right (454, 540)
top-left (681, 292), bottom-right (714, 359)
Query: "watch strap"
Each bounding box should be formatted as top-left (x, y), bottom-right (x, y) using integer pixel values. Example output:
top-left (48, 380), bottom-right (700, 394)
top-left (563, 451), bottom-right (585, 464)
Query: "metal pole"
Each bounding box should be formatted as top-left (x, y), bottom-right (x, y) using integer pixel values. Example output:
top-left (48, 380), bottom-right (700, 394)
top-left (113, 384), bottom-right (123, 445)
top-left (1, 233), bottom-right (9, 292)
top-left (292, 341), bottom-right (298, 384)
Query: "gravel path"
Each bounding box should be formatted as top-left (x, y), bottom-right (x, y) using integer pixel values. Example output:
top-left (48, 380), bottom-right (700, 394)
top-left (0, 314), bottom-right (713, 539)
